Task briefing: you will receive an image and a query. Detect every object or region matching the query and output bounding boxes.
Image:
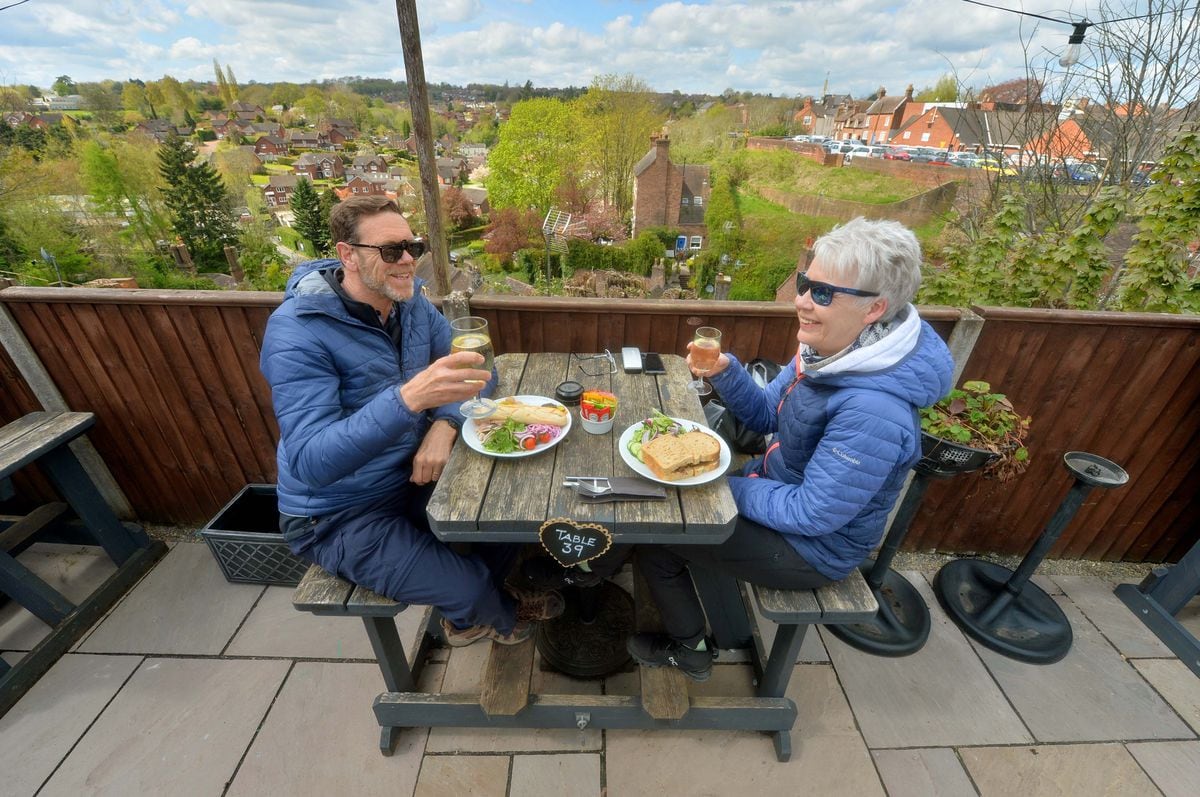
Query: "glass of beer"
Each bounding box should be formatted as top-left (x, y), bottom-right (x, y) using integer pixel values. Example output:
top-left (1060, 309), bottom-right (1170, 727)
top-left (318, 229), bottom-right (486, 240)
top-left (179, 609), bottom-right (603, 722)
top-left (450, 316), bottom-right (497, 419)
top-left (688, 326), bottom-right (721, 396)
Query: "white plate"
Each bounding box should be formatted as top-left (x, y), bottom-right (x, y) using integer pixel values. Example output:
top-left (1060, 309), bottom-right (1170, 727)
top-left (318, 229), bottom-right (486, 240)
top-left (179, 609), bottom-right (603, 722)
top-left (463, 395), bottom-right (572, 458)
top-left (618, 417), bottom-right (731, 486)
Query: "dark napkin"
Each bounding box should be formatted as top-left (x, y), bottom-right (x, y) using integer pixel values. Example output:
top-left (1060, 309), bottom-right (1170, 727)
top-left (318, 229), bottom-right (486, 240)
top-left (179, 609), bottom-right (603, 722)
top-left (572, 477), bottom-right (666, 503)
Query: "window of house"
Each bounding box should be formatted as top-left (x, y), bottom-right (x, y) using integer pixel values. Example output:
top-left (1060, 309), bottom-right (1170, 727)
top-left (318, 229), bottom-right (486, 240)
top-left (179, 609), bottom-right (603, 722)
top-left (920, 132), bottom-right (931, 142)
top-left (694, 196), bottom-right (703, 206)
top-left (690, 236), bottom-right (703, 250)
top-left (681, 197), bottom-right (689, 205)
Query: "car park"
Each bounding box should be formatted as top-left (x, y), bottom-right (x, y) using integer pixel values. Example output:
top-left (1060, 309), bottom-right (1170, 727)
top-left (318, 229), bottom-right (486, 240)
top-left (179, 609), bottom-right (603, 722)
top-left (883, 146), bottom-right (912, 161)
top-left (946, 152), bottom-right (978, 168)
top-left (843, 145), bottom-right (873, 161)
top-left (908, 147), bottom-right (943, 163)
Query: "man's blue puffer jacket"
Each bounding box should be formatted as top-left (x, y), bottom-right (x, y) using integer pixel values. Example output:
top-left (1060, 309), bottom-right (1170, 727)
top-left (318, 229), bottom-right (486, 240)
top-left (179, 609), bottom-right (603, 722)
top-left (708, 306), bottom-right (953, 580)
top-left (259, 259), bottom-right (492, 517)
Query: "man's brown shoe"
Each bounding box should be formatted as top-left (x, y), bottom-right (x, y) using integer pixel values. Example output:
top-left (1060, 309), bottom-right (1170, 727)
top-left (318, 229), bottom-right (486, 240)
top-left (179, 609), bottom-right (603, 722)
top-left (440, 617), bottom-right (534, 647)
top-left (506, 586), bottom-right (566, 622)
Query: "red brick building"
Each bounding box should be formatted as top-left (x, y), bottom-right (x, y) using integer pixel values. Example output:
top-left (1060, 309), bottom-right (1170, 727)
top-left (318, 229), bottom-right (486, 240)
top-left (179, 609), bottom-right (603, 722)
top-left (631, 135), bottom-right (711, 248)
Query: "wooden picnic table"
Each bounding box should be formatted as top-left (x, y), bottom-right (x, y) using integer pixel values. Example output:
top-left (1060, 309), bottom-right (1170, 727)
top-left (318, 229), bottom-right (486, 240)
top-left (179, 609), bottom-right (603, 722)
top-left (296, 352), bottom-right (877, 760)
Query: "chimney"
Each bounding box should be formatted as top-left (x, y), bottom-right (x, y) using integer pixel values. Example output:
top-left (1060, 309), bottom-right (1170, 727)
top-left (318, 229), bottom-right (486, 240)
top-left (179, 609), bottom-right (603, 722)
top-left (904, 84), bottom-right (914, 102)
top-left (653, 133), bottom-right (670, 158)
top-left (878, 86), bottom-right (886, 99)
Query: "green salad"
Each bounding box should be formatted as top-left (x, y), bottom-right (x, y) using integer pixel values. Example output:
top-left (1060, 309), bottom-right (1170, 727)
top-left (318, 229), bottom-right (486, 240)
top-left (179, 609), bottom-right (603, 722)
top-left (626, 409), bottom-right (686, 462)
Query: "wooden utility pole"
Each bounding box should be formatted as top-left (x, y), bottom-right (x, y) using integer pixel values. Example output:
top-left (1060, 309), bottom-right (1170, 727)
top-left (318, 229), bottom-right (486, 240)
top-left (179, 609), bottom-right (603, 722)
top-left (394, 0), bottom-right (452, 297)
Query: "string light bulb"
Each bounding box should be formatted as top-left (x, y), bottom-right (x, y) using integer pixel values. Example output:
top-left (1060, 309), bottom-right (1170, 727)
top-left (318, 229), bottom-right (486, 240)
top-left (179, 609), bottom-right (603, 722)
top-left (1059, 21), bottom-right (1092, 67)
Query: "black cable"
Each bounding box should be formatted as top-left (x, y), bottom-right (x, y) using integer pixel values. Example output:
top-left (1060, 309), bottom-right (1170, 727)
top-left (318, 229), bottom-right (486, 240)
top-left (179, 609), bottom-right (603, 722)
top-left (0, 0), bottom-right (34, 12)
top-left (961, 0), bottom-right (1200, 27)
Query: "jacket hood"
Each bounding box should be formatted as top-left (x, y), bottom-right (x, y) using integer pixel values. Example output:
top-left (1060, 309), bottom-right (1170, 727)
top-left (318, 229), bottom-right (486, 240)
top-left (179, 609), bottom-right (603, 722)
top-left (804, 305), bottom-right (953, 410)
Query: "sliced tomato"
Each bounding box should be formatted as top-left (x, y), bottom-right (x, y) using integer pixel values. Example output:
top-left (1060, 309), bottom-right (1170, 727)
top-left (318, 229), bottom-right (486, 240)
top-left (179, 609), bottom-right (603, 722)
top-left (520, 436), bottom-right (537, 450)
top-left (537, 431), bottom-right (552, 444)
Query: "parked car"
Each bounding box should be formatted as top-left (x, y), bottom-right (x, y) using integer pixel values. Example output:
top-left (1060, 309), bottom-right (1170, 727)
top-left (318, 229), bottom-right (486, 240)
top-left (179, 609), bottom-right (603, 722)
top-left (843, 145), bottom-right (873, 162)
top-left (908, 147), bottom-right (943, 163)
top-left (883, 146), bottom-right (912, 161)
top-left (947, 152), bottom-right (978, 168)
top-left (977, 155), bottom-right (1019, 177)
top-left (1054, 161), bottom-right (1100, 183)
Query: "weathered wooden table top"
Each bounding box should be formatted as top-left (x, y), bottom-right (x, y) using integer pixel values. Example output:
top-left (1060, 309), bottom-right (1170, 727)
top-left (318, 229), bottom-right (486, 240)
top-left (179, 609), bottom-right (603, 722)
top-left (427, 352), bottom-right (738, 544)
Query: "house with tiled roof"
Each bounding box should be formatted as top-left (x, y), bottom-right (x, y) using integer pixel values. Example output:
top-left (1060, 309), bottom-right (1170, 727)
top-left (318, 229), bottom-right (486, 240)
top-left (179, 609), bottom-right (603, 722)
top-left (254, 136), bottom-right (288, 159)
top-left (293, 152), bottom-right (344, 180)
top-left (863, 86), bottom-right (916, 145)
top-left (288, 129), bottom-right (328, 150)
top-left (263, 174), bottom-right (298, 207)
top-left (631, 135), bottom-right (710, 248)
top-left (890, 105), bottom-right (1039, 158)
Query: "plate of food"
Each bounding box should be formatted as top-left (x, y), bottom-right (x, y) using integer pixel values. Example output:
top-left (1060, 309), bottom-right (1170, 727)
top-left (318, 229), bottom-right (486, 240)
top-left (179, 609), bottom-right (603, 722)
top-left (464, 395), bottom-right (572, 458)
top-left (618, 409), bottom-right (731, 486)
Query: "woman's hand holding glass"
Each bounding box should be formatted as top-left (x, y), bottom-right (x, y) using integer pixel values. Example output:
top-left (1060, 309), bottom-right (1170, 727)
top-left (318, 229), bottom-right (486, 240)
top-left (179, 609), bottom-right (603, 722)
top-left (686, 326), bottom-right (723, 396)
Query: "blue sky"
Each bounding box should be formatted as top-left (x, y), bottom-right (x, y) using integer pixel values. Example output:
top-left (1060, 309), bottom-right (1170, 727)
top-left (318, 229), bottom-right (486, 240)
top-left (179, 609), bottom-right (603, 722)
top-left (0, 1), bottom-right (1085, 98)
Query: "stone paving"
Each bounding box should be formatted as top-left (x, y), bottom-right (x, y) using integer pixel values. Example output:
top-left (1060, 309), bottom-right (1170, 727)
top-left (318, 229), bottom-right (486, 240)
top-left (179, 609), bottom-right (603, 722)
top-left (2, 541), bottom-right (1199, 796)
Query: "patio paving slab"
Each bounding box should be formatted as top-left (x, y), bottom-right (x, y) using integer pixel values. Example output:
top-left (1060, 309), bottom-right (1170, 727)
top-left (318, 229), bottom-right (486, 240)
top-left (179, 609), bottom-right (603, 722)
top-left (415, 754), bottom-right (509, 797)
top-left (823, 575), bottom-right (1032, 749)
top-left (227, 661), bottom-right (438, 796)
top-left (224, 583), bottom-right (431, 660)
top-left (1131, 658), bottom-right (1200, 735)
top-left (1126, 740), bottom-right (1200, 797)
top-left (0, 543), bottom-right (116, 651)
top-left (509, 753), bottom-right (601, 797)
top-left (38, 656), bottom-right (289, 797)
top-left (605, 664), bottom-right (884, 796)
top-left (959, 743), bottom-right (1158, 797)
top-left (425, 642), bottom-right (603, 753)
top-left (870, 747), bottom-right (977, 797)
top-left (77, 542), bottom-right (262, 655)
top-left (0, 653), bottom-right (140, 797)
top-left (970, 598), bottom-right (1194, 743)
top-left (1052, 575), bottom-right (1174, 658)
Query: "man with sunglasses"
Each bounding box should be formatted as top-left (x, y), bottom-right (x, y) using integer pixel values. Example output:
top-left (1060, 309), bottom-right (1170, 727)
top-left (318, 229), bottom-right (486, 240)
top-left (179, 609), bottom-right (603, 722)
top-left (261, 196), bottom-right (563, 648)
top-left (628, 217), bottom-right (954, 681)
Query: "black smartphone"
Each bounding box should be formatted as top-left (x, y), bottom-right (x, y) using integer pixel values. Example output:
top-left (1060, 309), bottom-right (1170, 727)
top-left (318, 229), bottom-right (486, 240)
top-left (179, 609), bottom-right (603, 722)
top-left (643, 352), bottom-right (666, 375)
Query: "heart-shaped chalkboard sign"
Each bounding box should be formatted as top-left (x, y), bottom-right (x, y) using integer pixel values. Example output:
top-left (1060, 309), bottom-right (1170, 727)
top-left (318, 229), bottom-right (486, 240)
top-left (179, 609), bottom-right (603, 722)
top-left (538, 518), bottom-right (613, 567)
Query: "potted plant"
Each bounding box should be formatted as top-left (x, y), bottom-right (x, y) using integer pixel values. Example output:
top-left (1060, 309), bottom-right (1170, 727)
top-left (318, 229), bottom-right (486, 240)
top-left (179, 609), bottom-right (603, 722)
top-left (919, 380), bottom-right (1032, 482)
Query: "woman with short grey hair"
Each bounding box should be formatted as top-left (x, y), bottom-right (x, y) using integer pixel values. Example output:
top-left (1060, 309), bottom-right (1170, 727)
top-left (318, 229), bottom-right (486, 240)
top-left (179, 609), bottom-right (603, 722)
top-left (626, 217), bottom-right (954, 681)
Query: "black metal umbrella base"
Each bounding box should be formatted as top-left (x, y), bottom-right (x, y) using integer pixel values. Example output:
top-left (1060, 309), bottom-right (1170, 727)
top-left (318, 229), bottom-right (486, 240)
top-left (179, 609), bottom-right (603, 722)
top-left (826, 564), bottom-right (931, 656)
top-left (933, 559), bottom-right (1073, 665)
top-left (535, 581), bottom-right (635, 678)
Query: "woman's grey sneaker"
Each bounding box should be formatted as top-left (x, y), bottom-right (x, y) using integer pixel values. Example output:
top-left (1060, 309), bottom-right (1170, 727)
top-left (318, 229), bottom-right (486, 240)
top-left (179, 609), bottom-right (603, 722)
top-left (440, 617), bottom-right (534, 647)
top-left (626, 632), bottom-right (715, 681)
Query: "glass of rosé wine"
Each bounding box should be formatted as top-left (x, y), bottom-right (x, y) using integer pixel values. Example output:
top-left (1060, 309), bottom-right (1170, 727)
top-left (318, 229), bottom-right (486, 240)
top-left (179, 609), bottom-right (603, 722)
top-left (688, 326), bottom-right (721, 396)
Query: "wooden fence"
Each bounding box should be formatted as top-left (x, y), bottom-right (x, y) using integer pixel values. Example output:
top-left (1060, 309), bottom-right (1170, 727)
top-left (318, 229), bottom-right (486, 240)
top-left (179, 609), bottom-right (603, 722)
top-left (2, 287), bottom-right (1197, 562)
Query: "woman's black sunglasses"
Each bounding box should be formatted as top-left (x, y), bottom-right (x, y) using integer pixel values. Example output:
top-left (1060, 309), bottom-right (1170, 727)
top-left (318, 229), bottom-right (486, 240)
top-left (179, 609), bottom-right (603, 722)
top-left (348, 239), bottom-right (428, 263)
top-left (795, 271), bottom-right (880, 306)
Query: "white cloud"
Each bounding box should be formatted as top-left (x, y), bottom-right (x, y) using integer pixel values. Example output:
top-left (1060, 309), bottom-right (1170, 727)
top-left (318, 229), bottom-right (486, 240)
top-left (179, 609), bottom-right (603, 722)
top-left (0, 0), bottom-right (1084, 97)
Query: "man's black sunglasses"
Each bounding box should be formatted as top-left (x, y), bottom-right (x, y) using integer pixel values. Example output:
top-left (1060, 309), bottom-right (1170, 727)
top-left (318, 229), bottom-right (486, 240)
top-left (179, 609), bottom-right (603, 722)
top-left (348, 239), bottom-right (427, 263)
top-left (795, 271), bottom-right (880, 306)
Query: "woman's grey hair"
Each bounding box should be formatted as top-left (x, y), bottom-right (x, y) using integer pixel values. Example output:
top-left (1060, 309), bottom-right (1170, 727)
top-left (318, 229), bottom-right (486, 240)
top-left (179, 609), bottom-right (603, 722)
top-left (811, 217), bottom-right (923, 320)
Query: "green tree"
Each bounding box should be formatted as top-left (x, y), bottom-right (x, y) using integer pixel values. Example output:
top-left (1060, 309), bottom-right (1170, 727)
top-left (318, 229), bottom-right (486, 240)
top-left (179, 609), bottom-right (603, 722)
top-left (79, 137), bottom-right (170, 252)
top-left (573, 74), bottom-right (663, 219)
top-left (485, 98), bottom-right (581, 211)
top-left (214, 59), bottom-right (232, 109)
top-left (52, 75), bottom-right (75, 96)
top-left (915, 75), bottom-right (958, 102)
top-left (157, 135), bottom-right (238, 271)
top-left (290, 177), bottom-right (329, 254)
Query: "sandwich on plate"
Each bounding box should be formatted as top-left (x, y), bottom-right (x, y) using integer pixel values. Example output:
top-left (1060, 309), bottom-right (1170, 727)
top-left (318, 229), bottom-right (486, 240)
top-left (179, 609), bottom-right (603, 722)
top-left (641, 431), bottom-right (721, 481)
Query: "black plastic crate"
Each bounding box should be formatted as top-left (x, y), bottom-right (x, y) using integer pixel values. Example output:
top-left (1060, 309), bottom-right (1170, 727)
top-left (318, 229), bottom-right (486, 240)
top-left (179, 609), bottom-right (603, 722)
top-left (200, 484), bottom-right (308, 586)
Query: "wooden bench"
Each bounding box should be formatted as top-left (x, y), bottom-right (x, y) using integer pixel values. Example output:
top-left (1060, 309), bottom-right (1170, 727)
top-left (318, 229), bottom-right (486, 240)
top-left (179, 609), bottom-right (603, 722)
top-left (744, 569), bottom-right (878, 761)
top-left (0, 411), bottom-right (164, 715)
top-left (293, 563), bottom-right (550, 753)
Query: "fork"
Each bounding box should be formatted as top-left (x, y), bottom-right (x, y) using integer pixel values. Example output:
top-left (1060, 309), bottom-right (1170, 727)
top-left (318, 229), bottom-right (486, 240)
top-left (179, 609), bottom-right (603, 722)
top-left (563, 478), bottom-right (612, 496)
